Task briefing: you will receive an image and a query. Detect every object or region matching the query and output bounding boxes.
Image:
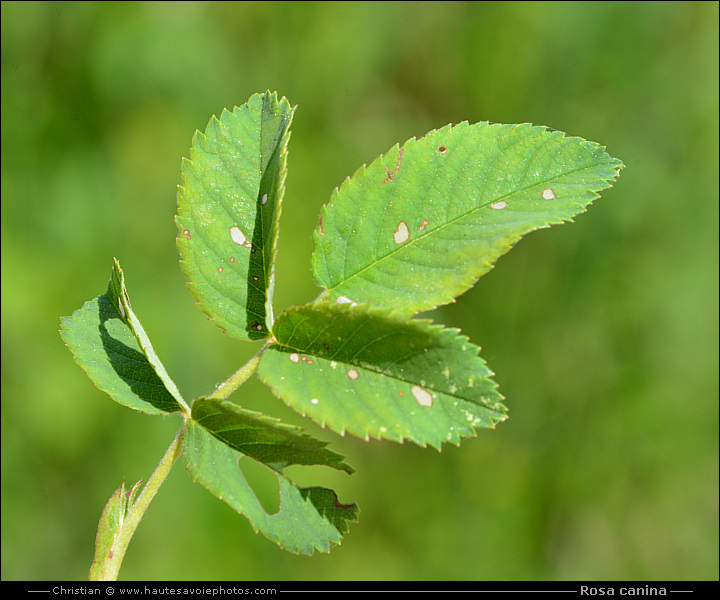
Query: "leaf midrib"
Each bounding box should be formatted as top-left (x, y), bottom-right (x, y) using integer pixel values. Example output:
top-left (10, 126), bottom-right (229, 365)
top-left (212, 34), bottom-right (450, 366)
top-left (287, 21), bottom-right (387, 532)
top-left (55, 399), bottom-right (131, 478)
top-left (323, 157), bottom-right (607, 297)
top-left (270, 323), bottom-right (503, 414)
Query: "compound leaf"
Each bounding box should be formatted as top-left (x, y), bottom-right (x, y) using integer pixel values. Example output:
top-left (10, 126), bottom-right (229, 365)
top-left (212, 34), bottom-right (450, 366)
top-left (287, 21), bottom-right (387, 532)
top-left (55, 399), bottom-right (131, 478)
top-left (60, 259), bottom-right (186, 415)
top-left (176, 91), bottom-right (294, 340)
top-left (257, 302), bottom-right (507, 449)
top-left (313, 121), bottom-right (623, 313)
top-left (183, 418), bottom-right (358, 555)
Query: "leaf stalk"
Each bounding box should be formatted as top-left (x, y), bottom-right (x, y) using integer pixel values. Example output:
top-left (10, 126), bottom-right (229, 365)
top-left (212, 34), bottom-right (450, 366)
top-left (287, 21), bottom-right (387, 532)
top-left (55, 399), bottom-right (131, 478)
top-left (207, 341), bottom-right (271, 401)
top-left (90, 423), bottom-right (186, 581)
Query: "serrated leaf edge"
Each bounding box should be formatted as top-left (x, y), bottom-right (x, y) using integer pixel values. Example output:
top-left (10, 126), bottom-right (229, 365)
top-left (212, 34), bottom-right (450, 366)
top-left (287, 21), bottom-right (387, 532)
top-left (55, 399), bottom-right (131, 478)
top-left (259, 301), bottom-right (508, 449)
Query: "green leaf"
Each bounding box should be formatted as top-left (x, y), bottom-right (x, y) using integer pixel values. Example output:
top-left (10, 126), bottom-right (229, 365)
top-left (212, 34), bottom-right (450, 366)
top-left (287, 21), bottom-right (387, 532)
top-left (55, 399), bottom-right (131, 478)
top-left (257, 302), bottom-right (507, 449)
top-left (176, 91), bottom-right (295, 340)
top-left (313, 121), bottom-right (624, 313)
top-left (183, 419), bottom-right (358, 555)
top-left (60, 259), bottom-right (186, 415)
top-left (190, 397), bottom-right (355, 474)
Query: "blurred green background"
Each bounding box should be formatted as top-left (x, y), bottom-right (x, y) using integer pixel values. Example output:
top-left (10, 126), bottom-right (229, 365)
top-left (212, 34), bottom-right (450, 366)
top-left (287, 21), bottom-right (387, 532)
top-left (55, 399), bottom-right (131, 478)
top-left (2, 0), bottom-right (717, 581)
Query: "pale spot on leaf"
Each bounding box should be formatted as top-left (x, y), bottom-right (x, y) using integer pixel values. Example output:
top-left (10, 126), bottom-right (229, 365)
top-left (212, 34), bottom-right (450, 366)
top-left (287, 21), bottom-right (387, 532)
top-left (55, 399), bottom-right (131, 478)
top-left (411, 385), bottom-right (433, 407)
top-left (182, 229), bottom-right (191, 240)
top-left (337, 296), bottom-right (357, 306)
top-left (229, 226), bottom-right (252, 248)
top-left (311, 398), bottom-right (319, 405)
top-left (118, 298), bottom-right (125, 319)
top-left (289, 353), bottom-right (300, 363)
top-left (261, 193), bottom-right (268, 205)
top-left (490, 201), bottom-right (507, 210)
top-left (347, 368), bottom-right (359, 380)
top-left (419, 219), bottom-right (429, 231)
top-left (542, 188), bottom-right (556, 200)
top-left (394, 221), bottom-right (410, 244)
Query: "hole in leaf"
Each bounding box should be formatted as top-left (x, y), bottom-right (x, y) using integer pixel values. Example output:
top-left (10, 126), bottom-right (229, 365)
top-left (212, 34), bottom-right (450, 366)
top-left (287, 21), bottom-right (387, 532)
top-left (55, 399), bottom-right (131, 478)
top-left (238, 457), bottom-right (280, 515)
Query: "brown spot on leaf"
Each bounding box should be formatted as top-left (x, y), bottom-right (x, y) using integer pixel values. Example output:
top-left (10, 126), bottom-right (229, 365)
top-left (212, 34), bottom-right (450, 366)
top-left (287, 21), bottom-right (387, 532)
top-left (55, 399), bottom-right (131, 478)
top-left (382, 147), bottom-right (405, 184)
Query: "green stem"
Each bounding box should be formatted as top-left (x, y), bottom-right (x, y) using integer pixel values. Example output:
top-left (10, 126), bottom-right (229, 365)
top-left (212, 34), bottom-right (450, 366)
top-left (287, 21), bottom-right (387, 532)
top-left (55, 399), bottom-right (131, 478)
top-left (91, 423), bottom-right (186, 581)
top-left (90, 343), bottom-right (268, 580)
top-left (207, 341), bottom-right (270, 401)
